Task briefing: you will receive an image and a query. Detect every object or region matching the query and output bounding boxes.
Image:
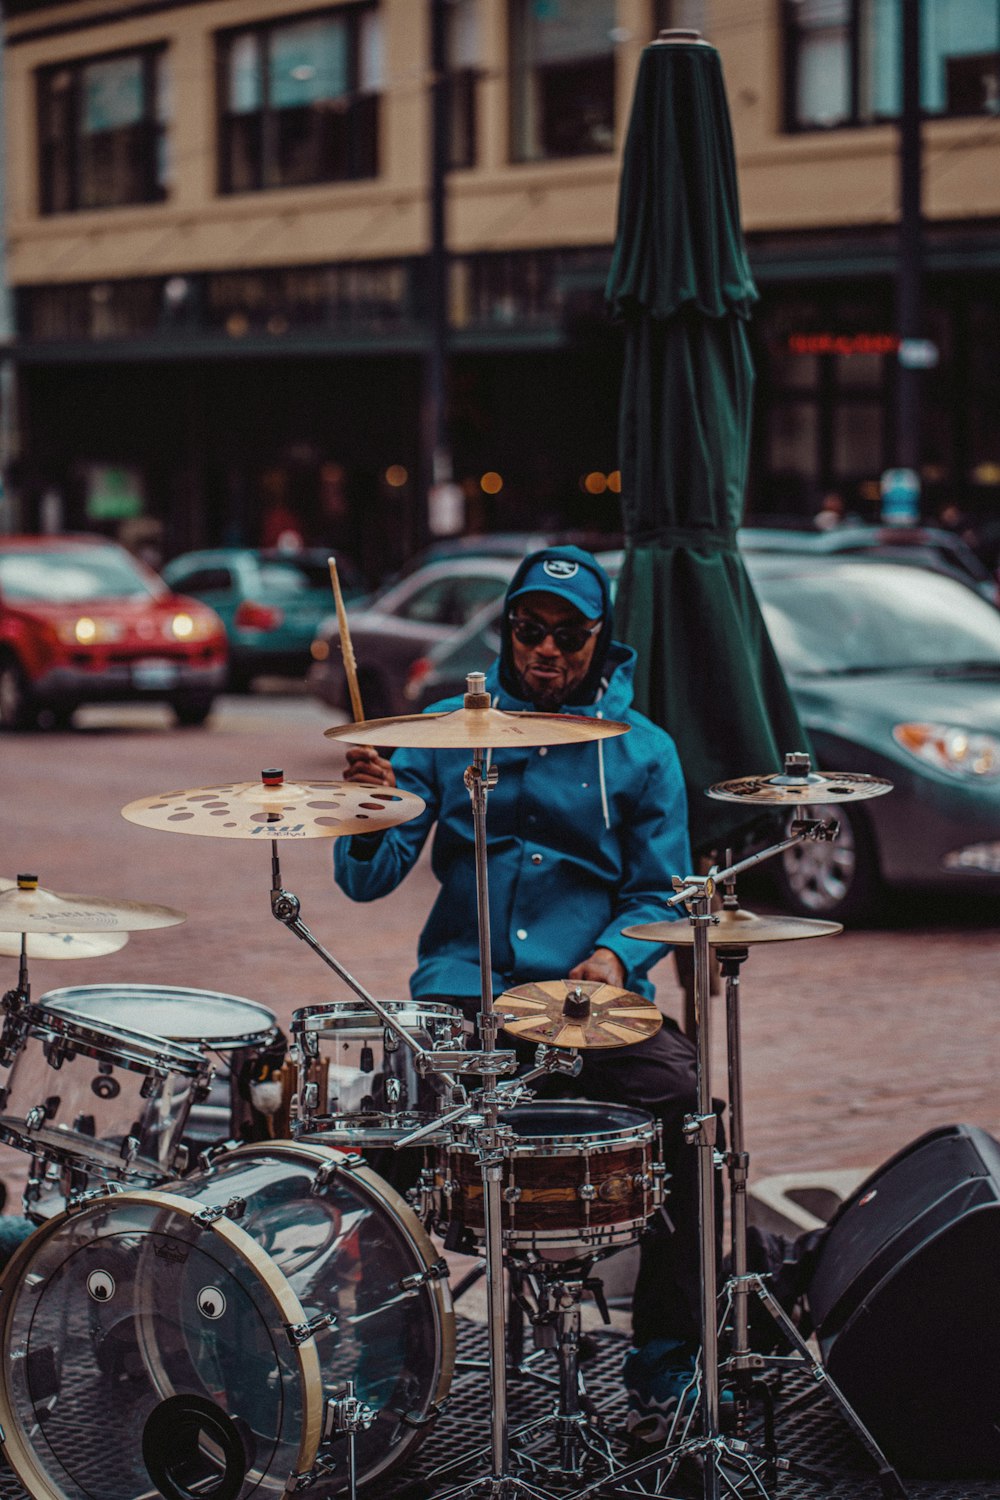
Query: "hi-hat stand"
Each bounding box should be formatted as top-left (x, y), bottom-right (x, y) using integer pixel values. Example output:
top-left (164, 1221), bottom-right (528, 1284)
top-left (576, 807), bottom-right (907, 1500)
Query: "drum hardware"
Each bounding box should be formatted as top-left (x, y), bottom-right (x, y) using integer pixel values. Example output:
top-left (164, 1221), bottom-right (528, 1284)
top-left (584, 757), bottom-right (905, 1500)
top-left (295, 1382), bottom-right (378, 1500)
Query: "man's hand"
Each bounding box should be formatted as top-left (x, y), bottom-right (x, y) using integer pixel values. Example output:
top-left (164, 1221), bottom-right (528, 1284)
top-left (342, 744), bottom-right (397, 788)
top-left (568, 947), bottom-right (626, 988)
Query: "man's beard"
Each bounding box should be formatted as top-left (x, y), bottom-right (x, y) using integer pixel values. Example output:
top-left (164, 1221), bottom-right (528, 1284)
top-left (516, 670), bottom-right (564, 713)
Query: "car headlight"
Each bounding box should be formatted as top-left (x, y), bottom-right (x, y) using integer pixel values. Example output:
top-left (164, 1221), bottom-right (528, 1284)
top-left (57, 616), bottom-right (123, 645)
top-left (893, 722), bottom-right (1000, 779)
top-left (167, 612), bottom-right (217, 642)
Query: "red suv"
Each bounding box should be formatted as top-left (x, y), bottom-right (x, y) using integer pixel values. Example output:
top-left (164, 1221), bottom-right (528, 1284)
top-left (0, 535), bottom-right (228, 729)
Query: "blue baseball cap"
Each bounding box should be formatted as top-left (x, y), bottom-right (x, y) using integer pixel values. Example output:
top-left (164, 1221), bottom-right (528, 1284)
top-left (508, 553), bottom-right (606, 620)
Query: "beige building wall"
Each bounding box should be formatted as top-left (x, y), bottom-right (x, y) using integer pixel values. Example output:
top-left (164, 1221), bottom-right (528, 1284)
top-left (4, 0), bottom-right (999, 289)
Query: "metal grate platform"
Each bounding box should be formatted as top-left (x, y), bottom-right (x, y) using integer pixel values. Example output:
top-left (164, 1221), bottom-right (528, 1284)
top-left (0, 1317), bottom-right (994, 1499)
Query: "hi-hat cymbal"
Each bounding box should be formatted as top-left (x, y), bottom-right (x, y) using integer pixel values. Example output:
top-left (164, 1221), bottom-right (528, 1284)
top-left (325, 707), bottom-right (629, 751)
top-left (707, 770), bottom-right (892, 805)
top-left (498, 979), bottom-right (663, 1050)
top-left (0, 929), bottom-right (129, 959)
top-left (0, 878), bottom-right (184, 935)
top-left (624, 908), bottom-right (842, 947)
top-left (121, 770), bottom-right (425, 840)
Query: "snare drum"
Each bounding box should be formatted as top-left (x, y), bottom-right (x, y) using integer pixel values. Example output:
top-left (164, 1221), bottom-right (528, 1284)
top-left (0, 1140), bottom-right (454, 1500)
top-left (291, 999), bottom-right (466, 1147)
top-left (40, 984), bottom-right (282, 1147)
top-left (0, 1000), bottom-right (210, 1188)
top-left (439, 1099), bottom-right (661, 1258)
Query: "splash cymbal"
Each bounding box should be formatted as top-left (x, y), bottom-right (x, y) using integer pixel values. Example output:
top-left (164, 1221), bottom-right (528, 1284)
top-left (624, 908), bottom-right (842, 946)
top-left (0, 877), bottom-right (184, 934)
top-left (325, 707), bottom-right (629, 751)
top-left (497, 979), bottom-right (662, 1050)
top-left (707, 770), bottom-right (892, 805)
top-left (121, 769), bottom-right (425, 840)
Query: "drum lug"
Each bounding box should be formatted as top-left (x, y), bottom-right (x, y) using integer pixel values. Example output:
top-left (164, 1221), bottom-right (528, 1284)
top-left (502, 1186), bottom-right (522, 1204)
top-left (577, 1183), bottom-right (597, 1201)
top-left (23, 1105), bottom-right (46, 1131)
top-left (398, 1256), bottom-right (449, 1291)
top-left (66, 1181), bottom-right (126, 1213)
top-left (311, 1154), bottom-right (365, 1193)
top-left (120, 1136), bottom-right (140, 1165)
top-left (285, 1310), bottom-right (338, 1346)
top-left (192, 1194), bottom-right (247, 1229)
top-left (197, 1139), bottom-right (242, 1174)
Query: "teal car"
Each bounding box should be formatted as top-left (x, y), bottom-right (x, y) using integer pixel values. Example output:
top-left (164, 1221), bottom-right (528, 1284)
top-left (162, 547), bottom-right (365, 690)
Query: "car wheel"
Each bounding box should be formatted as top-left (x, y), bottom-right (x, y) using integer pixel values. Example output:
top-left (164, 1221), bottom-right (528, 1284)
top-left (0, 657), bottom-right (37, 731)
top-left (773, 802), bottom-right (880, 923)
top-left (171, 693), bottom-right (215, 728)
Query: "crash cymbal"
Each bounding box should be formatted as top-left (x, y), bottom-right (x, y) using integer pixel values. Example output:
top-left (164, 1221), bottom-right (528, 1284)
top-left (624, 908), bottom-right (842, 946)
top-left (121, 769), bottom-right (426, 840)
top-left (325, 706), bottom-right (629, 751)
top-left (497, 979), bottom-right (662, 1050)
top-left (0, 876), bottom-right (184, 934)
top-left (707, 769), bottom-right (892, 805)
top-left (0, 929), bottom-right (129, 960)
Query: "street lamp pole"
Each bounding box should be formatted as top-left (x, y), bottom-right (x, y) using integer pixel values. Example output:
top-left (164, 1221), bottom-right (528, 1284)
top-left (421, 0), bottom-right (453, 546)
top-left (895, 0), bottom-right (923, 477)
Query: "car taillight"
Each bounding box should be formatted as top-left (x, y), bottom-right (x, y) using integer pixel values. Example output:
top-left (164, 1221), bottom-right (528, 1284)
top-left (234, 600), bottom-right (283, 631)
top-left (404, 657), bottom-right (431, 701)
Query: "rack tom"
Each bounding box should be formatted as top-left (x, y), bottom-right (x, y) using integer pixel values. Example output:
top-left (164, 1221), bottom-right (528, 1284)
top-left (439, 1100), bottom-right (662, 1259)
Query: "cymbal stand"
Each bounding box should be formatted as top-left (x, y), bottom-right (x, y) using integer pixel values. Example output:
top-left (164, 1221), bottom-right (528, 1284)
top-left (575, 823), bottom-right (906, 1500)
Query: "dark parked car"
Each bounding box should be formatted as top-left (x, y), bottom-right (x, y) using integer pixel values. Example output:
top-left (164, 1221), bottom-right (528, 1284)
top-left (404, 551), bottom-right (1000, 922)
top-left (0, 535), bottom-right (227, 729)
top-left (161, 547), bottom-right (365, 690)
top-left (307, 554), bottom-right (521, 718)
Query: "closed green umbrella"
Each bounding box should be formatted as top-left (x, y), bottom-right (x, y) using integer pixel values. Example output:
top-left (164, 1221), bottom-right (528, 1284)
top-left (608, 32), bottom-right (807, 857)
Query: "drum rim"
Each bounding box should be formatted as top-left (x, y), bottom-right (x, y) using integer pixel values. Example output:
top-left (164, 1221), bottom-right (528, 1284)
top-left (14, 1001), bottom-right (209, 1074)
top-left (40, 984), bottom-right (279, 1050)
top-left (0, 1120), bottom-right (170, 1181)
top-left (0, 1186), bottom-right (323, 1498)
top-left (291, 998), bottom-right (464, 1033)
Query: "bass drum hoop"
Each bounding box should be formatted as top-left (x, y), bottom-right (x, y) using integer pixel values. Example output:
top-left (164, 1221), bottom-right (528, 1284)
top-left (222, 1137), bottom-right (456, 1420)
top-left (0, 1187), bottom-right (323, 1500)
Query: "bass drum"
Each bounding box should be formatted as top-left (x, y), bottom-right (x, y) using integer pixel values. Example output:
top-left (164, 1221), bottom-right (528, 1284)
top-left (0, 1140), bottom-right (454, 1500)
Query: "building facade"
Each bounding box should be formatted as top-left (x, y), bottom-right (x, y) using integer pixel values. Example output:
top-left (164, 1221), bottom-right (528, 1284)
top-left (2, 0), bottom-right (999, 573)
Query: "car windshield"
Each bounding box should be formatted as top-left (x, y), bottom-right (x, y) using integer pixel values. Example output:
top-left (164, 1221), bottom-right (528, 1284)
top-left (0, 548), bottom-right (160, 603)
top-left (751, 561), bottom-right (1000, 675)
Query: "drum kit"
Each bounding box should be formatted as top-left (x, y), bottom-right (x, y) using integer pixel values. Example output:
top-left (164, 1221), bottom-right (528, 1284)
top-left (0, 682), bottom-right (906, 1500)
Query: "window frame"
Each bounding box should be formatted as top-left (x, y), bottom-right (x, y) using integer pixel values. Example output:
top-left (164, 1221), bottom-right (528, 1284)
top-left (508, 0), bottom-right (617, 163)
top-left (37, 42), bottom-right (169, 215)
top-left (782, 0), bottom-right (1000, 132)
top-left (215, 2), bottom-right (380, 196)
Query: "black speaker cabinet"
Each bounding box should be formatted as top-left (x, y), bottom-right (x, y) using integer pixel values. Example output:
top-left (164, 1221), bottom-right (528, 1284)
top-left (806, 1122), bottom-right (1000, 1478)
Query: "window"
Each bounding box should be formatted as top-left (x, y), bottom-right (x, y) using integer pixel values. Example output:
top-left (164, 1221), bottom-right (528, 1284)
top-left (510, 0), bottom-right (616, 161)
top-left (447, 0), bottom-right (480, 169)
top-left (218, 5), bottom-right (381, 193)
top-left (784, 0), bottom-right (1000, 129)
top-left (38, 47), bottom-right (169, 213)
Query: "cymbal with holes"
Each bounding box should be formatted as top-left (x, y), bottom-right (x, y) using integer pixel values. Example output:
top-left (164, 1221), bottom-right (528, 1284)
top-left (707, 769), bottom-right (892, 805)
top-left (497, 979), bottom-right (662, 1050)
top-left (325, 707), bottom-right (629, 751)
top-left (0, 880), bottom-right (184, 935)
top-left (121, 772), bottom-right (425, 839)
top-left (624, 908), bottom-right (842, 946)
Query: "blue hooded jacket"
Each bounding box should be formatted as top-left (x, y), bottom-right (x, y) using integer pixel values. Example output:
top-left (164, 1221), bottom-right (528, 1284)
top-left (334, 547), bottom-right (691, 1000)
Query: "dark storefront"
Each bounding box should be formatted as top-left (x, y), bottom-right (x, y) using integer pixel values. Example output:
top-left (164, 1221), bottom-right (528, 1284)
top-left (11, 225), bottom-right (1000, 577)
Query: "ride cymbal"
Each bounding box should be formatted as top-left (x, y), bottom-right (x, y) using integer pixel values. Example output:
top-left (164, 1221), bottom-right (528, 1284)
top-left (707, 770), bottom-right (892, 805)
top-left (326, 707), bottom-right (629, 751)
top-left (121, 769), bottom-right (426, 840)
top-left (498, 979), bottom-right (662, 1050)
top-left (0, 877), bottom-right (184, 935)
top-left (624, 908), bottom-right (842, 946)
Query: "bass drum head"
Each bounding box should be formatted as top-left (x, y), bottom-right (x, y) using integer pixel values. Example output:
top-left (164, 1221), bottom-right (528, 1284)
top-left (0, 1143), bottom-right (454, 1498)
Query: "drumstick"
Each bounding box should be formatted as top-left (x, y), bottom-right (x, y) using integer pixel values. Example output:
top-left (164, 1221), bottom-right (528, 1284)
top-left (328, 556), bottom-right (365, 723)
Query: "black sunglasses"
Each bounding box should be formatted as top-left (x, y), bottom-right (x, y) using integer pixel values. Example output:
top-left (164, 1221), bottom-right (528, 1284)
top-left (508, 613), bottom-right (601, 654)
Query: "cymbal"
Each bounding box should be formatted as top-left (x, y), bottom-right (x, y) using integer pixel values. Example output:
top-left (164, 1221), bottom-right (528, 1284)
top-left (121, 770), bottom-right (426, 840)
top-left (325, 707), bottom-right (629, 751)
top-left (624, 908), bottom-right (842, 947)
top-left (707, 770), bottom-right (892, 805)
top-left (0, 929), bottom-right (129, 960)
top-left (497, 979), bottom-right (663, 1050)
top-left (0, 877), bottom-right (184, 934)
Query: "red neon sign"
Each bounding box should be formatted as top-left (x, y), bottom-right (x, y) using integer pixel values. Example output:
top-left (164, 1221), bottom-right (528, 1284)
top-left (787, 332), bottom-right (900, 356)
